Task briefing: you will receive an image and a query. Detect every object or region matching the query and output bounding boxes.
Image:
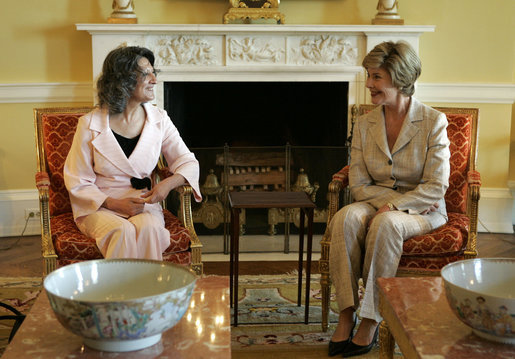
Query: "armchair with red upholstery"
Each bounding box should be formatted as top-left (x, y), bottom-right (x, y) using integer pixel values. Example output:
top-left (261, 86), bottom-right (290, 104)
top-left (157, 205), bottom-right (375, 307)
top-left (34, 107), bottom-right (203, 276)
top-left (319, 105), bottom-right (480, 331)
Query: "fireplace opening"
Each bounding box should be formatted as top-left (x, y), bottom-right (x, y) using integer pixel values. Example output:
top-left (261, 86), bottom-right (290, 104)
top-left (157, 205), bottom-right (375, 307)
top-left (164, 81), bottom-right (348, 147)
top-left (163, 81), bottom-right (350, 236)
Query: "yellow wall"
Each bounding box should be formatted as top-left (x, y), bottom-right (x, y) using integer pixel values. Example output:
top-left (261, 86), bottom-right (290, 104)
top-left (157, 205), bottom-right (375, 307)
top-left (0, 0), bottom-right (513, 190)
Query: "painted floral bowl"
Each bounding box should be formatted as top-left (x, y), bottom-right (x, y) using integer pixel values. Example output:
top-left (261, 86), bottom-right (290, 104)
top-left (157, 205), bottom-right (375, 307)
top-left (441, 258), bottom-right (515, 344)
top-left (44, 259), bottom-right (197, 352)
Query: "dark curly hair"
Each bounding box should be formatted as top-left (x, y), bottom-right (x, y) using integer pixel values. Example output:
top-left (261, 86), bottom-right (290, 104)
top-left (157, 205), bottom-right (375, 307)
top-left (96, 46), bottom-right (156, 114)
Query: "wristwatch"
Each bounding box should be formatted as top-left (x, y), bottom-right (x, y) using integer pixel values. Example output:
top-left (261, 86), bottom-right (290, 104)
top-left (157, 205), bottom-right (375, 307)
top-left (386, 202), bottom-right (395, 211)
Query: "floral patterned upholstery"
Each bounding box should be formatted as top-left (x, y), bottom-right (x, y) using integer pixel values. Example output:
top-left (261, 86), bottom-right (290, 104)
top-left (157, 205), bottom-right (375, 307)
top-left (34, 107), bottom-right (202, 275)
top-left (319, 105), bottom-right (480, 331)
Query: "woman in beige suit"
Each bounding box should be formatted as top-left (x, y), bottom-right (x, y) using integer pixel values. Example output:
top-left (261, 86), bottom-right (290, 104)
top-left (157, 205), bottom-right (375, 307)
top-left (328, 41), bottom-right (450, 357)
top-left (64, 46), bottom-right (201, 260)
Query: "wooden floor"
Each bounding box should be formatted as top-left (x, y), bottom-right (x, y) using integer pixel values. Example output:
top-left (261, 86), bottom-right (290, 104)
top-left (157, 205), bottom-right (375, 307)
top-left (0, 231), bottom-right (513, 278)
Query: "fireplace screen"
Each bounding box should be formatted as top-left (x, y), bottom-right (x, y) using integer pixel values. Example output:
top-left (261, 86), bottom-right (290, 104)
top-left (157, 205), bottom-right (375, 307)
top-left (164, 81), bottom-right (350, 252)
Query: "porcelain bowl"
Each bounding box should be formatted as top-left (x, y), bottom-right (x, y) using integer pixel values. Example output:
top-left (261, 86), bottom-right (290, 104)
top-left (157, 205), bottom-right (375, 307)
top-left (44, 259), bottom-right (197, 352)
top-left (441, 258), bottom-right (515, 344)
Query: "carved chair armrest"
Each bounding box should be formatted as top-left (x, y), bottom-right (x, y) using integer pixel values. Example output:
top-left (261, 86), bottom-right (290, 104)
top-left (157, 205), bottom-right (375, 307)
top-left (328, 165), bottom-right (349, 221)
top-left (175, 184), bottom-right (203, 275)
top-left (175, 185), bottom-right (201, 246)
top-left (155, 158), bottom-right (203, 273)
top-left (320, 165), bottom-right (349, 262)
top-left (465, 170), bottom-right (481, 258)
top-left (467, 170), bottom-right (481, 191)
top-left (35, 171), bottom-right (58, 274)
top-left (331, 165), bottom-right (350, 187)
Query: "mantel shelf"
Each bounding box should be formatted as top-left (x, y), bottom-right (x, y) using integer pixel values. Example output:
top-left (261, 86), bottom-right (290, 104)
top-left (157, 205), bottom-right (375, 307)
top-left (77, 23), bottom-right (435, 35)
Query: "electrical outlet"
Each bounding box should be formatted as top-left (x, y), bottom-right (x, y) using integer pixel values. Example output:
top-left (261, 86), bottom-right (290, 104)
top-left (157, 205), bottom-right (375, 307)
top-left (24, 208), bottom-right (41, 220)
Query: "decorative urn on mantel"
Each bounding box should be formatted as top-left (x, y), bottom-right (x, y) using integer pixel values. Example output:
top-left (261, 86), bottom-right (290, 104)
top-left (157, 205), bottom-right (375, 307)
top-left (108, 0), bottom-right (137, 24)
top-left (372, 0), bottom-right (404, 25)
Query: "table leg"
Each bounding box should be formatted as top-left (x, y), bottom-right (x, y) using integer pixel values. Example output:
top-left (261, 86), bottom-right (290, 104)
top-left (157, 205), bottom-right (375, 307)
top-left (233, 208), bottom-right (240, 327)
top-left (284, 209), bottom-right (290, 254)
top-left (379, 320), bottom-right (395, 359)
top-left (304, 207), bottom-right (313, 324)
top-left (229, 209), bottom-right (235, 309)
top-left (297, 207), bottom-right (304, 308)
top-left (224, 221), bottom-right (229, 255)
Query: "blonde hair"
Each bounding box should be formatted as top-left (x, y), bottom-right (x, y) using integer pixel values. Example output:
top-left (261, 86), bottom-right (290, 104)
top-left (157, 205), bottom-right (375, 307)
top-left (362, 41), bottom-right (421, 96)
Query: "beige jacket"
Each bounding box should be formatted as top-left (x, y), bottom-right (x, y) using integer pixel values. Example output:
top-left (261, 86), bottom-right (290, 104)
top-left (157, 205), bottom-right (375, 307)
top-left (349, 97), bottom-right (450, 216)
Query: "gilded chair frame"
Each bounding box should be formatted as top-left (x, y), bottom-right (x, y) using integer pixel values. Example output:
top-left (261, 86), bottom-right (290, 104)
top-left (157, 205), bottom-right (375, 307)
top-left (319, 104), bottom-right (480, 332)
top-left (34, 107), bottom-right (203, 276)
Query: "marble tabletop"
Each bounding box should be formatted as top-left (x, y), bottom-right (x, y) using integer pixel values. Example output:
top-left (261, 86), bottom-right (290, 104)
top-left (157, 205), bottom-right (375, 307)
top-left (2, 275), bottom-right (231, 359)
top-left (377, 277), bottom-right (515, 359)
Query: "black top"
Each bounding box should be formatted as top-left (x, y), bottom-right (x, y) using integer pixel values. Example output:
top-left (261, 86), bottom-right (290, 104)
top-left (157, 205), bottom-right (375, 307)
top-left (112, 131), bottom-right (141, 158)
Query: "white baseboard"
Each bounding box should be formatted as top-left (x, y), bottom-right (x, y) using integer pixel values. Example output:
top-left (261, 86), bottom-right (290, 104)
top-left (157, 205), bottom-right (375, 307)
top-left (477, 187), bottom-right (514, 234)
top-left (509, 180), bottom-right (515, 228)
top-left (0, 190), bottom-right (41, 237)
top-left (1, 187), bottom-right (513, 238)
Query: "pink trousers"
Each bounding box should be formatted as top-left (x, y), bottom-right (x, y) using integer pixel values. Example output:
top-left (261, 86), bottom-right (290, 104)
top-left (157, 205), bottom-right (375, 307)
top-left (76, 206), bottom-right (170, 260)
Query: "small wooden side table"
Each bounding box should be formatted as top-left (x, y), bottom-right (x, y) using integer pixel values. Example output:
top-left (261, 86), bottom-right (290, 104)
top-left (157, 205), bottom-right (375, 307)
top-left (228, 191), bottom-right (315, 326)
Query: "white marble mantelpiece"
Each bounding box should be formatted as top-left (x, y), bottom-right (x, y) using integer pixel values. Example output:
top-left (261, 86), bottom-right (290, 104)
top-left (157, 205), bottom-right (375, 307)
top-left (77, 24), bottom-right (434, 111)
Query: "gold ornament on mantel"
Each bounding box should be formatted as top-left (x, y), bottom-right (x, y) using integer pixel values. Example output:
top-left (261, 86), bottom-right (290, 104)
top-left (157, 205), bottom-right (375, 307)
top-left (224, 0), bottom-right (285, 24)
top-left (372, 0), bottom-right (404, 25)
top-left (108, 0), bottom-right (138, 24)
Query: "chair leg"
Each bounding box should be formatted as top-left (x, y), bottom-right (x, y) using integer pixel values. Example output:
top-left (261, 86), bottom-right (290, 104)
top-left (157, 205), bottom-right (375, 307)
top-left (320, 270), bottom-right (330, 332)
top-left (319, 231), bottom-right (331, 332)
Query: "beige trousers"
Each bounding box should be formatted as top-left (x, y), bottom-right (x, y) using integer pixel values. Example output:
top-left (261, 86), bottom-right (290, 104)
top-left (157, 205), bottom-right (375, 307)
top-left (328, 202), bottom-right (446, 322)
top-left (76, 206), bottom-right (170, 260)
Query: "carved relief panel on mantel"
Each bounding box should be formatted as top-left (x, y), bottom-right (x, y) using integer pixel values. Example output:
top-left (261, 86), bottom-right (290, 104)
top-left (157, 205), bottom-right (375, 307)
top-left (227, 36), bottom-right (285, 64)
top-left (145, 36), bottom-right (221, 66)
top-left (289, 35), bottom-right (359, 65)
top-left (125, 34), bottom-right (360, 67)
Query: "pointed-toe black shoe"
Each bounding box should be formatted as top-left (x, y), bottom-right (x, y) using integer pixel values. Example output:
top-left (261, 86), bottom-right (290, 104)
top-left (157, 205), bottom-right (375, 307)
top-left (328, 317), bottom-right (357, 357)
top-left (341, 325), bottom-right (379, 357)
top-left (328, 338), bottom-right (351, 357)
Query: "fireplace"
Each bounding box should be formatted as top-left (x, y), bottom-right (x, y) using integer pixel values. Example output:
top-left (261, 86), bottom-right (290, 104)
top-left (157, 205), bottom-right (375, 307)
top-left (77, 23), bottom-right (432, 241)
top-left (164, 80), bottom-right (350, 235)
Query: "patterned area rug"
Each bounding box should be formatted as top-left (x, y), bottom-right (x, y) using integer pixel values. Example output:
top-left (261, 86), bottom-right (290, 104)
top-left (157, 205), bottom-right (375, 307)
top-left (232, 273), bottom-right (340, 325)
top-left (0, 277), bottom-right (42, 357)
top-left (231, 274), bottom-right (396, 358)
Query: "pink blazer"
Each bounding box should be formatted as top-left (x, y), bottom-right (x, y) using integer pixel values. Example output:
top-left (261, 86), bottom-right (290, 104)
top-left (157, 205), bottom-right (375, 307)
top-left (64, 103), bottom-right (202, 220)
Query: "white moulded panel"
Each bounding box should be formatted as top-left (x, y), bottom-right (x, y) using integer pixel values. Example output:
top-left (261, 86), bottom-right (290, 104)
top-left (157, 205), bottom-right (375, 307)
top-left (287, 34), bottom-right (361, 66)
top-left (226, 35), bottom-right (287, 66)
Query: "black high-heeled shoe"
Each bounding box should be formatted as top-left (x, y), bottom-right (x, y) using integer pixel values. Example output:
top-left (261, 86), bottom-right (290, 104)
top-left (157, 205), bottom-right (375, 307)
top-left (328, 317), bottom-right (357, 357)
top-left (341, 324), bottom-right (379, 357)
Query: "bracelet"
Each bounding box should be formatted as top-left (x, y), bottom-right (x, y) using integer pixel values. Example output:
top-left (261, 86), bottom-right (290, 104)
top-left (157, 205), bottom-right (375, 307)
top-left (386, 202), bottom-right (395, 211)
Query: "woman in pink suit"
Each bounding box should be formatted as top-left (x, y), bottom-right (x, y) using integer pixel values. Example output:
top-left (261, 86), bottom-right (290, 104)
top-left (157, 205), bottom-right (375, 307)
top-left (328, 41), bottom-right (450, 357)
top-left (64, 46), bottom-right (202, 260)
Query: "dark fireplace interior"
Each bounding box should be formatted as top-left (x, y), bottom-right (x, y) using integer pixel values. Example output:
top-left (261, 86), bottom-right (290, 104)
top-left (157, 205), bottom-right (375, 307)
top-left (164, 81), bottom-right (349, 235)
top-left (165, 82), bottom-right (348, 147)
